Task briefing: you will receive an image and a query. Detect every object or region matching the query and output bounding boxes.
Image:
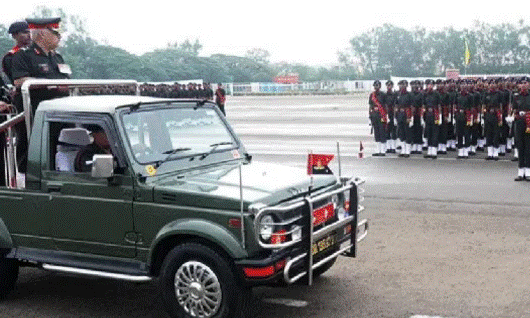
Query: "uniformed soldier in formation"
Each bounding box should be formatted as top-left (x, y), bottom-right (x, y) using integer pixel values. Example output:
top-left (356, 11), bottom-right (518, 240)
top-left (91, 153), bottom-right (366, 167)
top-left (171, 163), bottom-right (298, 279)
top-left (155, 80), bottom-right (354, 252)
top-left (483, 81), bottom-right (502, 160)
top-left (368, 80), bottom-right (387, 156)
top-left (422, 79), bottom-right (441, 158)
top-left (410, 80), bottom-right (424, 154)
top-left (455, 82), bottom-right (473, 158)
top-left (11, 17), bottom-right (71, 173)
top-left (512, 78), bottom-right (530, 180)
top-left (383, 80), bottom-right (397, 153)
top-left (395, 80), bottom-right (413, 157)
top-left (437, 80), bottom-right (449, 154)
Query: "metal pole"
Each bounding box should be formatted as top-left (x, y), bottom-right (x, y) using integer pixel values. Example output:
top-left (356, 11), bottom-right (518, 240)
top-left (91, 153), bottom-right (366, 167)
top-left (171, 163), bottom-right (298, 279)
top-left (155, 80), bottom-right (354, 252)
top-left (239, 164), bottom-right (245, 249)
top-left (336, 141), bottom-right (342, 178)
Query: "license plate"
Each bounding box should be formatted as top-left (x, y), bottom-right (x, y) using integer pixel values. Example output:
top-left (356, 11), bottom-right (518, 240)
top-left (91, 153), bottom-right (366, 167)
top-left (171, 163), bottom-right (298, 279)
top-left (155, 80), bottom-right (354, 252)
top-left (311, 235), bottom-right (335, 256)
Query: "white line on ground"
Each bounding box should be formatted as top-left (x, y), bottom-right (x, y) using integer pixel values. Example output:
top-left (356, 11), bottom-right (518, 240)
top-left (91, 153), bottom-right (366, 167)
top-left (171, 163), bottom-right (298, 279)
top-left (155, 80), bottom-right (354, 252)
top-left (410, 315), bottom-right (453, 318)
top-left (262, 298), bottom-right (309, 307)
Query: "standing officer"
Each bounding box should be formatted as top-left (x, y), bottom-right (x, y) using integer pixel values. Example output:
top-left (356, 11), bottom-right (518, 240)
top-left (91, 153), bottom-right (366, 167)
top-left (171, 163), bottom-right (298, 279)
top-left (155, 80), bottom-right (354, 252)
top-left (446, 80), bottom-right (458, 151)
top-left (368, 80), bottom-right (387, 156)
top-left (483, 81), bottom-right (502, 160)
top-left (410, 80), bottom-right (424, 154)
top-left (396, 80), bottom-right (413, 157)
top-left (422, 79), bottom-right (441, 158)
top-left (11, 17), bottom-right (71, 174)
top-left (437, 80), bottom-right (449, 154)
top-left (2, 21), bottom-right (31, 84)
top-left (455, 82), bottom-right (473, 158)
top-left (215, 83), bottom-right (226, 116)
top-left (513, 79), bottom-right (530, 181)
top-left (383, 80), bottom-right (397, 153)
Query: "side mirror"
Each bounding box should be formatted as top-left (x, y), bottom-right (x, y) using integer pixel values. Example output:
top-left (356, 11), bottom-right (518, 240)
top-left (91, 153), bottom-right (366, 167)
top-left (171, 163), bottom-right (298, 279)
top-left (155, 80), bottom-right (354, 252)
top-left (91, 154), bottom-right (114, 178)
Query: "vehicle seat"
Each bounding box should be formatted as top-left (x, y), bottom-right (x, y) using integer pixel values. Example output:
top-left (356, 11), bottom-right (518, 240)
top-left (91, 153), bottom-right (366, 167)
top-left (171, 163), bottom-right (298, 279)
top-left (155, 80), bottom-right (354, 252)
top-left (55, 128), bottom-right (91, 172)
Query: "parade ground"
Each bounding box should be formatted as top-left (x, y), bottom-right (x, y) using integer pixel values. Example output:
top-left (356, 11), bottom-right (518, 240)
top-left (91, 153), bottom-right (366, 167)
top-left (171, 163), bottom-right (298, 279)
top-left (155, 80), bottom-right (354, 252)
top-left (1, 94), bottom-right (529, 317)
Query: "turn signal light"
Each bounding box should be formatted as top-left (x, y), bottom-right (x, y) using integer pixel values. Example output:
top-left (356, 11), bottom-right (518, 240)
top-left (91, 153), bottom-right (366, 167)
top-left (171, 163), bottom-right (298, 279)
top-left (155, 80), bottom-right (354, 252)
top-left (270, 229), bottom-right (287, 244)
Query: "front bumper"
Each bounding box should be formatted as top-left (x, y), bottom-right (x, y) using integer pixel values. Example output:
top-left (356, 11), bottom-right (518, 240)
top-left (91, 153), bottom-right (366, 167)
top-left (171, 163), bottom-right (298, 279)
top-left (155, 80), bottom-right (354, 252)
top-left (237, 177), bottom-right (367, 286)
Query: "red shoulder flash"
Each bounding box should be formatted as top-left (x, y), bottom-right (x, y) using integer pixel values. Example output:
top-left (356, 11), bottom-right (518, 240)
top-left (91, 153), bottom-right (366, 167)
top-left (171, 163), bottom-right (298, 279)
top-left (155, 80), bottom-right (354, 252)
top-left (8, 46), bottom-right (20, 55)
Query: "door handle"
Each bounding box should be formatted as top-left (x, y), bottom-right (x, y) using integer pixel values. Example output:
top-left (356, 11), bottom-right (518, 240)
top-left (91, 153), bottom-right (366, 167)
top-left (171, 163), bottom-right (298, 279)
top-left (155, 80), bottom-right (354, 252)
top-left (47, 185), bottom-right (62, 193)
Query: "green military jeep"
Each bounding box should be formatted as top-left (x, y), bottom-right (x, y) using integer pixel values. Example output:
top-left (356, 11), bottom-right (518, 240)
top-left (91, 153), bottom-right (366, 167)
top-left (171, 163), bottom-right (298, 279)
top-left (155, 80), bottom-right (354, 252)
top-left (0, 80), bottom-right (367, 318)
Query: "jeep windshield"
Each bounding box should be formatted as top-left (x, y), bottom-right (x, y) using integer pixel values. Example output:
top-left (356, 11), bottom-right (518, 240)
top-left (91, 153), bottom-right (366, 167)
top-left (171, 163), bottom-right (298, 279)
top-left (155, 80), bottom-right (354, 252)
top-left (121, 103), bottom-right (239, 168)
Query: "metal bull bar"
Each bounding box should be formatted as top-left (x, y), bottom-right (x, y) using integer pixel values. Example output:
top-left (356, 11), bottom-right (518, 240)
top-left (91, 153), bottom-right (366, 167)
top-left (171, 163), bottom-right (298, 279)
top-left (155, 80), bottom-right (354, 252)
top-left (20, 79), bottom-right (140, 140)
top-left (253, 177), bottom-right (367, 286)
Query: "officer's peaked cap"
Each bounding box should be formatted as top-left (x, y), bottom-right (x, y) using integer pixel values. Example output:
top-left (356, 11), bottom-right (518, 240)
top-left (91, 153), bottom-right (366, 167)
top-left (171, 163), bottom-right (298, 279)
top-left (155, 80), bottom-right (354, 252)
top-left (26, 17), bottom-right (61, 31)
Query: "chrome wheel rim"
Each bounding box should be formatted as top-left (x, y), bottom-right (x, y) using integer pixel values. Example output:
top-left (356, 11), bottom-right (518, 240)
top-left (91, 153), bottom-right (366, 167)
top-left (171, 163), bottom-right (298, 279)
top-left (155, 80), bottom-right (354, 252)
top-left (174, 261), bottom-right (222, 317)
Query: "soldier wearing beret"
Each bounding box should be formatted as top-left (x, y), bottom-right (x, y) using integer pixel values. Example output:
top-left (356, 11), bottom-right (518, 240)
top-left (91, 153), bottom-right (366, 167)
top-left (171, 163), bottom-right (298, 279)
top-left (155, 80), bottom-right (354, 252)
top-left (2, 21), bottom-right (31, 85)
top-left (410, 80), bottom-right (424, 154)
top-left (383, 80), bottom-right (397, 153)
top-left (512, 79), bottom-right (530, 180)
top-left (368, 80), bottom-right (387, 156)
top-left (395, 80), bottom-right (413, 157)
top-left (455, 82), bottom-right (473, 158)
top-left (422, 79), bottom-right (441, 158)
top-left (11, 17), bottom-right (71, 173)
top-left (483, 81), bottom-right (502, 160)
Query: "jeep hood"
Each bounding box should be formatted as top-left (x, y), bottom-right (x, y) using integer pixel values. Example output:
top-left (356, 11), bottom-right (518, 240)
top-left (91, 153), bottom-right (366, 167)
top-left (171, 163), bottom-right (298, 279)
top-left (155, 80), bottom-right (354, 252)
top-left (153, 161), bottom-right (338, 210)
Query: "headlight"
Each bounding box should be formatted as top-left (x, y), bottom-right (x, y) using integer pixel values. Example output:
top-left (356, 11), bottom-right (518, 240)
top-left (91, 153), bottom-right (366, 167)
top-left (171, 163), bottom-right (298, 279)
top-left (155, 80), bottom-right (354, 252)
top-left (260, 215), bottom-right (275, 241)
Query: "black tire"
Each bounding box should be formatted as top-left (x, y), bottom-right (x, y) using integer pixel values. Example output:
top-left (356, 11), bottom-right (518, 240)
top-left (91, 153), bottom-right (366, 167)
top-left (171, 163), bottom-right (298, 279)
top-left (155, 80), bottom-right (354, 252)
top-left (0, 257), bottom-right (18, 299)
top-left (159, 243), bottom-right (250, 318)
top-left (312, 256), bottom-right (337, 279)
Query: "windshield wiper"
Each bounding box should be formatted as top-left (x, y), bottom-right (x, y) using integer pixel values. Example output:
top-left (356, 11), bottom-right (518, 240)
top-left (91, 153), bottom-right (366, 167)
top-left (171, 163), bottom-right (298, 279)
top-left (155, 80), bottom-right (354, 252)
top-left (154, 147), bottom-right (192, 168)
top-left (199, 142), bottom-right (234, 160)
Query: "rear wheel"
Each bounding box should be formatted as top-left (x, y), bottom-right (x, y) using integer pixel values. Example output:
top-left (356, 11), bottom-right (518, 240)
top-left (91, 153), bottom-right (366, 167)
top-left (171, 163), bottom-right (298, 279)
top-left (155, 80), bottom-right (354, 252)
top-left (160, 243), bottom-right (250, 318)
top-left (0, 257), bottom-right (18, 299)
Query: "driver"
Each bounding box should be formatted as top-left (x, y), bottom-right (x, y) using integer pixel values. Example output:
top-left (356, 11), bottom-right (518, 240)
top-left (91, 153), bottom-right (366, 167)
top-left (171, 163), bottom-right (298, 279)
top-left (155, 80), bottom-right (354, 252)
top-left (75, 125), bottom-right (112, 172)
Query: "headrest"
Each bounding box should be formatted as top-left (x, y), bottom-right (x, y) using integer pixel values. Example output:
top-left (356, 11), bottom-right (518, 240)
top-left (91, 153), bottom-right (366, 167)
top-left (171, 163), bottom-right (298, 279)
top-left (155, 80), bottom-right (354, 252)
top-left (58, 128), bottom-right (91, 146)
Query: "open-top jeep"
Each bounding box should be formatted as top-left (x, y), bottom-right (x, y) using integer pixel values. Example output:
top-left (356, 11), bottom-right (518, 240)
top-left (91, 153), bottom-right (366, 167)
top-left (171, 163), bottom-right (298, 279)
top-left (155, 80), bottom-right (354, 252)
top-left (0, 79), bottom-right (367, 318)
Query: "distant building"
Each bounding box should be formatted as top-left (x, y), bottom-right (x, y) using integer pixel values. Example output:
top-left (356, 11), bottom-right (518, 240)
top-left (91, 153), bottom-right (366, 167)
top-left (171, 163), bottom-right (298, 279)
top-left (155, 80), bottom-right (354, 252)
top-left (274, 73), bottom-right (300, 84)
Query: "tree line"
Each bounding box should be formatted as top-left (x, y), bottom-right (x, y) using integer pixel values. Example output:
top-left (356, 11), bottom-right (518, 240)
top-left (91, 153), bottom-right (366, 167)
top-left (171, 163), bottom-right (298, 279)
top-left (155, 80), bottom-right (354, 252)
top-left (1, 7), bottom-right (529, 82)
top-left (342, 21), bottom-right (530, 79)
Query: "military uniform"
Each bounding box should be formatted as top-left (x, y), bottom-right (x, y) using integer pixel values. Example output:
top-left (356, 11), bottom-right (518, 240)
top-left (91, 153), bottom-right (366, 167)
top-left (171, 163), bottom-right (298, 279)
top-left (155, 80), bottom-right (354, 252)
top-left (483, 85), bottom-right (502, 160)
top-left (512, 83), bottom-right (530, 180)
top-left (395, 80), bottom-right (413, 157)
top-left (215, 85), bottom-right (226, 116)
top-left (383, 81), bottom-right (397, 153)
top-left (368, 81), bottom-right (387, 156)
top-left (446, 82), bottom-right (458, 150)
top-left (455, 85), bottom-right (473, 158)
top-left (422, 80), bottom-right (441, 158)
top-left (10, 18), bottom-right (70, 173)
top-left (437, 81), bottom-right (450, 154)
top-left (410, 81), bottom-right (424, 154)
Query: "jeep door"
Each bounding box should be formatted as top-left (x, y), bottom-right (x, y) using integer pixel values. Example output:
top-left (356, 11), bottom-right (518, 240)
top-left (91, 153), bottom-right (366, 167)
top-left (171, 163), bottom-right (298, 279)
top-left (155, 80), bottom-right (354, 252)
top-left (41, 117), bottom-right (136, 258)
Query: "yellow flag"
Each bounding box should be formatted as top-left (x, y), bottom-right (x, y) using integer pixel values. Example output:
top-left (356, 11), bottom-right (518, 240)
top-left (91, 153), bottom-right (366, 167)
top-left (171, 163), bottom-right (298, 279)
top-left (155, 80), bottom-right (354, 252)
top-left (464, 38), bottom-right (471, 65)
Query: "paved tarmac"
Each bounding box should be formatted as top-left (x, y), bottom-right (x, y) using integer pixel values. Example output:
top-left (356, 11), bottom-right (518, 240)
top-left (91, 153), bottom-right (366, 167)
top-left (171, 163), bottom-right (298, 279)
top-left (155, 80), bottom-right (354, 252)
top-left (2, 94), bottom-right (529, 318)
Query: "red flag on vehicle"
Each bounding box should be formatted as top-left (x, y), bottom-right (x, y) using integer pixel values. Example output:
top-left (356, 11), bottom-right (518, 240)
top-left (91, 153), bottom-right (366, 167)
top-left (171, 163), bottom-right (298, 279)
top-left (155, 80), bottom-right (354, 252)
top-left (307, 154), bottom-right (334, 175)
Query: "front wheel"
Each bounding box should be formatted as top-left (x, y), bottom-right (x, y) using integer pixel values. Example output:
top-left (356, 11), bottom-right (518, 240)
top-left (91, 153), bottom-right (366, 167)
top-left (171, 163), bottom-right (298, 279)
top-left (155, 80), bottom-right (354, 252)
top-left (0, 257), bottom-right (19, 299)
top-left (160, 243), bottom-right (250, 318)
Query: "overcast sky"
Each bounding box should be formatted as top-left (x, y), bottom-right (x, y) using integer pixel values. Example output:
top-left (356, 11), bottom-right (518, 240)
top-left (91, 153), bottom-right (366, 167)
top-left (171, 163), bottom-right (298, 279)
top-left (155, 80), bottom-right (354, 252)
top-left (2, 1), bottom-right (528, 66)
